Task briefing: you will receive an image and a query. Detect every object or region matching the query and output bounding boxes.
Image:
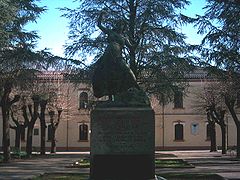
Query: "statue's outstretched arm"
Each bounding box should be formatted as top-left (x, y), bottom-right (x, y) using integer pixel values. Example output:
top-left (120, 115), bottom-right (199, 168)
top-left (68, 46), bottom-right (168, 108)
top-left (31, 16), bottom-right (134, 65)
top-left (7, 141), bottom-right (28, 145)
top-left (125, 37), bottom-right (132, 48)
top-left (97, 12), bottom-right (111, 34)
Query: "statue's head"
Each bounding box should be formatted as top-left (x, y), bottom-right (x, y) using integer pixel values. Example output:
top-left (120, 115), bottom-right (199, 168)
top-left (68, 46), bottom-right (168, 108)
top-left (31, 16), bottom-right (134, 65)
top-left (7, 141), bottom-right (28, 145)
top-left (113, 20), bottom-right (127, 33)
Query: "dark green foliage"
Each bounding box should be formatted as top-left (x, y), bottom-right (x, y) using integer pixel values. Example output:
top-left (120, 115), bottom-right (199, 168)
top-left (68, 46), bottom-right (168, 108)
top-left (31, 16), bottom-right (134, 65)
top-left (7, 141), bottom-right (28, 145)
top-left (194, 0), bottom-right (240, 71)
top-left (11, 148), bottom-right (28, 159)
top-left (0, 0), bottom-right (46, 163)
top-left (61, 0), bottom-right (194, 103)
top-left (0, 0), bottom-right (46, 80)
top-left (194, 0), bottom-right (240, 157)
top-left (0, 0), bottom-right (17, 47)
top-left (0, 0), bottom-right (45, 48)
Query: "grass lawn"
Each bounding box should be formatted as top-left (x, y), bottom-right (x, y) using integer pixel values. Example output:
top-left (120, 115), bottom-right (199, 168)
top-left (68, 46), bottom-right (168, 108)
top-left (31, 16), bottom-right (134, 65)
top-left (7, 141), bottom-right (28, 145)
top-left (0, 152), bottom-right (88, 163)
top-left (67, 158), bottom-right (90, 168)
top-left (160, 173), bottom-right (225, 180)
top-left (0, 152), bottom-right (54, 163)
top-left (0, 151), bottom-right (29, 162)
top-left (32, 173), bottom-right (89, 180)
top-left (33, 173), bottom-right (224, 180)
top-left (155, 159), bottom-right (194, 168)
top-left (155, 153), bottom-right (177, 158)
top-left (67, 158), bottom-right (193, 168)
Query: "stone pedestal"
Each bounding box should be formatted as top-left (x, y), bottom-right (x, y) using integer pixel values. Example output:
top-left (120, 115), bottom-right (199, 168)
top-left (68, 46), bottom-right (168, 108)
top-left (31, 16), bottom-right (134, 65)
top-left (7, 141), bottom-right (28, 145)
top-left (90, 107), bottom-right (155, 180)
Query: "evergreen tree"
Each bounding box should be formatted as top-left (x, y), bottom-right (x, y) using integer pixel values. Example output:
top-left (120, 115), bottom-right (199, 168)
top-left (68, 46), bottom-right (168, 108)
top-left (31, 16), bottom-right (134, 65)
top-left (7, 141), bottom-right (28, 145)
top-left (62, 0), bottom-right (194, 102)
top-left (0, 0), bottom-right (17, 48)
top-left (194, 0), bottom-right (240, 157)
top-left (0, 0), bottom-right (45, 162)
top-left (195, 0), bottom-right (240, 70)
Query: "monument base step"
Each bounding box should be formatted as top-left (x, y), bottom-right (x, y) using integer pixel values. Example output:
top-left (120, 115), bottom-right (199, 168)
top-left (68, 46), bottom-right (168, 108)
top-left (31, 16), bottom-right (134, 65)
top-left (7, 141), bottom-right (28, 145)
top-left (89, 175), bottom-right (166, 180)
top-left (156, 175), bottom-right (167, 180)
top-left (90, 154), bottom-right (155, 180)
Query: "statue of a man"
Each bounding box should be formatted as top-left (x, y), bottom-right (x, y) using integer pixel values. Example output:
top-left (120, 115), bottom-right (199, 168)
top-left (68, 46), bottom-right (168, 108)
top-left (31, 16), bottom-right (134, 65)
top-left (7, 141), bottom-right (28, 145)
top-left (92, 12), bottom-right (139, 100)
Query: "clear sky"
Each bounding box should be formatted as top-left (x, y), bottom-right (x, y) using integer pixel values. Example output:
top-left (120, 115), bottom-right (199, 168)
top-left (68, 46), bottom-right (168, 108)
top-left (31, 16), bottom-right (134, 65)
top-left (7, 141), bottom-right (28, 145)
top-left (25, 0), bottom-right (206, 58)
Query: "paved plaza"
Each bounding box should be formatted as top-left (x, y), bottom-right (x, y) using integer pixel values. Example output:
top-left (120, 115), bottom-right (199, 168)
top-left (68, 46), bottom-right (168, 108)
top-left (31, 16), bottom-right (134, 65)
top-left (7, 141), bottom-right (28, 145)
top-left (0, 150), bottom-right (240, 179)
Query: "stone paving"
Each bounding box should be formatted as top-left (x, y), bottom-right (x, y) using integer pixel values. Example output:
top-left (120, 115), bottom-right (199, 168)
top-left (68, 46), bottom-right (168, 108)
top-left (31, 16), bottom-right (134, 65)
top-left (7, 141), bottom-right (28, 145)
top-left (0, 150), bottom-right (240, 179)
top-left (156, 150), bottom-right (240, 180)
top-left (0, 153), bottom-right (89, 180)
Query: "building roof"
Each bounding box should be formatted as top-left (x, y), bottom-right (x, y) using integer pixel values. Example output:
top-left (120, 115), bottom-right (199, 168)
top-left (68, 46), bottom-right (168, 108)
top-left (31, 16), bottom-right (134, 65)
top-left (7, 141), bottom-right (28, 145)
top-left (185, 68), bottom-right (209, 79)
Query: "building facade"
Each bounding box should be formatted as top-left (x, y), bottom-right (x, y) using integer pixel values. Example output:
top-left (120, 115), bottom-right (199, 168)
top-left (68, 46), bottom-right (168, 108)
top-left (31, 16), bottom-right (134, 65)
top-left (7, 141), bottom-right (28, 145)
top-left (0, 70), bottom-right (239, 151)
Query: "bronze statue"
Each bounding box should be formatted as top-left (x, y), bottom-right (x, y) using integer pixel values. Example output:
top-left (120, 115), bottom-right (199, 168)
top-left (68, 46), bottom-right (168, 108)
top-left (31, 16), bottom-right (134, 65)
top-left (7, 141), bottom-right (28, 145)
top-left (92, 12), bottom-right (139, 100)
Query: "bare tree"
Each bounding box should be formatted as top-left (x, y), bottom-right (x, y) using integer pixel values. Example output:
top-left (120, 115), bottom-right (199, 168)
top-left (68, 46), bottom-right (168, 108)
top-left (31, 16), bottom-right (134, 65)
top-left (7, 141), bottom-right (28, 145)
top-left (221, 73), bottom-right (240, 157)
top-left (207, 105), bottom-right (227, 154)
top-left (206, 110), bottom-right (217, 152)
top-left (47, 90), bottom-right (65, 153)
top-left (193, 81), bottom-right (227, 153)
top-left (0, 81), bottom-right (20, 162)
top-left (205, 83), bottom-right (227, 154)
top-left (39, 97), bottom-right (48, 155)
top-left (23, 95), bottom-right (40, 157)
top-left (48, 107), bottom-right (63, 153)
top-left (9, 103), bottom-right (28, 152)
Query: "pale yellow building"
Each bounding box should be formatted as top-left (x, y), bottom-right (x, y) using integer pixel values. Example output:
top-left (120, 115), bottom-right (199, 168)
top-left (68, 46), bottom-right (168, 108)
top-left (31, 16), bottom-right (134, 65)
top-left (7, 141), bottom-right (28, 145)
top-left (0, 69), bottom-right (239, 151)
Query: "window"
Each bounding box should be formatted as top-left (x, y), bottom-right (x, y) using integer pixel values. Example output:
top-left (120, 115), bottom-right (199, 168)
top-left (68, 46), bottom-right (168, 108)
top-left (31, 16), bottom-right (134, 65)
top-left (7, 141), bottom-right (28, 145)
top-left (79, 92), bottom-right (88, 109)
top-left (191, 123), bottom-right (199, 135)
top-left (174, 123), bottom-right (184, 141)
top-left (206, 123), bottom-right (211, 141)
top-left (79, 123), bottom-right (88, 141)
top-left (47, 124), bottom-right (53, 141)
top-left (33, 128), bottom-right (39, 136)
top-left (174, 91), bottom-right (183, 108)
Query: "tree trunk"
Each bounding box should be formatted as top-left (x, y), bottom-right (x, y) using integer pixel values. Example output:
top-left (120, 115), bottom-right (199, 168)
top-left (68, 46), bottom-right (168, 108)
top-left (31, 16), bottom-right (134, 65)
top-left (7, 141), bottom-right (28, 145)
top-left (225, 98), bottom-right (240, 158)
top-left (26, 124), bottom-right (34, 157)
top-left (1, 81), bottom-right (13, 162)
top-left (2, 105), bottom-right (11, 162)
top-left (220, 125), bottom-right (227, 154)
top-left (40, 122), bottom-right (46, 155)
top-left (26, 96), bottom-right (40, 157)
top-left (40, 100), bottom-right (47, 155)
top-left (129, 48), bottom-right (137, 76)
top-left (237, 125), bottom-right (240, 158)
top-left (128, 0), bottom-right (137, 77)
top-left (50, 128), bottom-right (56, 153)
top-left (225, 112), bottom-right (240, 157)
top-left (15, 128), bottom-right (21, 151)
top-left (1, 81), bottom-right (20, 162)
top-left (210, 121), bottom-right (217, 152)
